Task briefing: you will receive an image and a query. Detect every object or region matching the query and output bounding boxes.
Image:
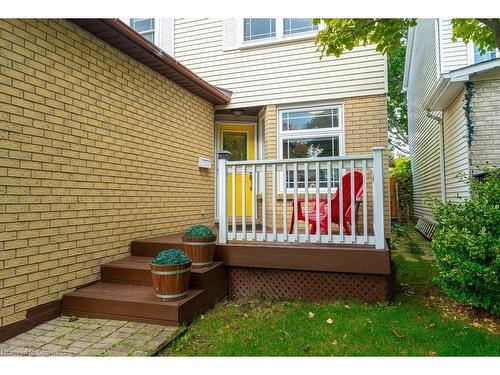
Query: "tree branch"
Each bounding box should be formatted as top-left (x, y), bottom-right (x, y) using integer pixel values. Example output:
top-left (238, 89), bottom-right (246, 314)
top-left (389, 128), bottom-right (409, 144)
top-left (477, 18), bottom-right (500, 50)
top-left (390, 141), bottom-right (409, 155)
top-left (477, 18), bottom-right (493, 28)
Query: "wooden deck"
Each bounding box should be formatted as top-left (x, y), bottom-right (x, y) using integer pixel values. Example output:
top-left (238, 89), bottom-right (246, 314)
top-left (62, 255), bottom-right (226, 326)
top-left (62, 233), bottom-right (394, 327)
top-left (130, 233), bottom-right (391, 275)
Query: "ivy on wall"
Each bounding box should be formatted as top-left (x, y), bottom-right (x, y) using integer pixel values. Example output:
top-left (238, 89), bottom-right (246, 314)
top-left (463, 82), bottom-right (475, 146)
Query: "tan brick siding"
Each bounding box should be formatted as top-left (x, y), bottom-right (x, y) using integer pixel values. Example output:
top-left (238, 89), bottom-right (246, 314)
top-left (344, 95), bottom-right (391, 237)
top-left (260, 95), bottom-right (390, 237)
top-left (470, 78), bottom-right (500, 174)
top-left (0, 19), bottom-right (215, 327)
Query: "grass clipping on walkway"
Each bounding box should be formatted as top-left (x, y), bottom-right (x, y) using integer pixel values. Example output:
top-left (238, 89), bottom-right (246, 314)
top-left (161, 226), bottom-right (499, 356)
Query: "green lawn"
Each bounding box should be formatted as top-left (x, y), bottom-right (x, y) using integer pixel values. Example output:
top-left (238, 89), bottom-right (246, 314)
top-left (161, 226), bottom-right (499, 356)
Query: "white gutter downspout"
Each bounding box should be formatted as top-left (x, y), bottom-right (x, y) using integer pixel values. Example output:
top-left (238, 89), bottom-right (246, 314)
top-left (426, 110), bottom-right (446, 202)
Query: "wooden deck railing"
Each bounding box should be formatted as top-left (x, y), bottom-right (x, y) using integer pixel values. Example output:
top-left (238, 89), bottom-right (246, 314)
top-left (217, 148), bottom-right (385, 249)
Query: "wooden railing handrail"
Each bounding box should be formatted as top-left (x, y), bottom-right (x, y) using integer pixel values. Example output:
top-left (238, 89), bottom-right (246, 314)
top-left (217, 148), bottom-right (385, 250)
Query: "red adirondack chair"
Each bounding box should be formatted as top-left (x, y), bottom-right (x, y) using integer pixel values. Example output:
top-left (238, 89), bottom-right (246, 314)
top-left (289, 171), bottom-right (364, 236)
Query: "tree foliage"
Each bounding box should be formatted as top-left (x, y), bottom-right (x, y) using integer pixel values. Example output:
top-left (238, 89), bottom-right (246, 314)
top-left (313, 18), bottom-right (500, 156)
top-left (391, 157), bottom-right (413, 225)
top-left (314, 18), bottom-right (500, 59)
top-left (387, 37), bottom-right (408, 154)
top-left (451, 19), bottom-right (500, 55)
top-left (313, 19), bottom-right (416, 58)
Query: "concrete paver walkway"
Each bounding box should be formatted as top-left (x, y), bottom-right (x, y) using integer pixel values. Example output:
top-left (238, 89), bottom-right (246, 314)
top-left (0, 316), bottom-right (179, 356)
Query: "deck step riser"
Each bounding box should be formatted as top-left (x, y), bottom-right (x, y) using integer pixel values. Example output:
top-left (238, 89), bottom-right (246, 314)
top-left (131, 242), bottom-right (181, 257)
top-left (101, 260), bottom-right (225, 289)
top-left (62, 277), bottom-right (227, 327)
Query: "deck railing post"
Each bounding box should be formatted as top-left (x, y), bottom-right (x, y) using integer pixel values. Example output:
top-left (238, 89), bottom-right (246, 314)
top-left (217, 151), bottom-right (230, 244)
top-left (372, 147), bottom-right (385, 250)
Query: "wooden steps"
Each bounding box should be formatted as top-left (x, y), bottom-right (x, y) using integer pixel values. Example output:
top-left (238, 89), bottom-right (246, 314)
top-left (62, 231), bottom-right (390, 326)
top-left (131, 234), bottom-right (186, 257)
top-left (62, 247), bottom-right (226, 326)
top-left (101, 256), bottom-right (225, 288)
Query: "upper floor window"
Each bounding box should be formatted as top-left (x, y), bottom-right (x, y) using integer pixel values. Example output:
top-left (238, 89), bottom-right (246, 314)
top-left (283, 18), bottom-right (318, 35)
top-left (130, 18), bottom-right (155, 43)
top-left (244, 19), bottom-right (276, 41)
top-left (282, 108), bottom-right (339, 132)
top-left (473, 44), bottom-right (496, 64)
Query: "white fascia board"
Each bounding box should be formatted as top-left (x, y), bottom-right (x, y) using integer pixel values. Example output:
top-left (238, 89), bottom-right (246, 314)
top-left (424, 58), bottom-right (500, 110)
top-left (402, 26), bottom-right (416, 92)
top-left (449, 58), bottom-right (500, 81)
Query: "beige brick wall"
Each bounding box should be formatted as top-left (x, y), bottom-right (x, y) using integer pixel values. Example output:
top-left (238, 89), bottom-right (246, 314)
top-left (261, 95), bottom-right (390, 237)
top-left (470, 78), bottom-right (500, 174)
top-left (0, 19), bottom-right (215, 327)
top-left (344, 95), bottom-right (391, 237)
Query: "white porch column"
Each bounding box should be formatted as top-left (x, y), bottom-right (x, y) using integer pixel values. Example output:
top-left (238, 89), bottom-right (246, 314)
top-left (217, 151), bottom-right (230, 244)
top-left (372, 147), bottom-right (385, 250)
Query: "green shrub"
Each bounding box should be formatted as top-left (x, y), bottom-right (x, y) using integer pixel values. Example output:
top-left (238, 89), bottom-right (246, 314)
top-left (431, 169), bottom-right (500, 315)
top-left (183, 224), bottom-right (215, 238)
top-left (152, 249), bottom-right (190, 266)
top-left (392, 157), bottom-right (413, 225)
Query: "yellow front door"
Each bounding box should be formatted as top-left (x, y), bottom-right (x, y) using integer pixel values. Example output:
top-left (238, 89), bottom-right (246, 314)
top-left (219, 124), bottom-right (255, 218)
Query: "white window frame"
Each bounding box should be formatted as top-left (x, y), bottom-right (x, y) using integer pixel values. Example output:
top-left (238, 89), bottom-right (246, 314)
top-left (277, 103), bottom-right (344, 194)
top-left (239, 18), bottom-right (321, 49)
top-left (467, 42), bottom-right (499, 65)
top-left (283, 18), bottom-right (318, 36)
top-left (243, 18), bottom-right (277, 42)
top-left (126, 18), bottom-right (159, 45)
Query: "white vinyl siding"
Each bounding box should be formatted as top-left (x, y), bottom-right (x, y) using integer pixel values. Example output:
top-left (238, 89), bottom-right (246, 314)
top-left (442, 90), bottom-right (470, 202)
top-left (438, 19), bottom-right (469, 73)
top-left (407, 19), bottom-right (443, 220)
top-left (159, 18), bottom-right (175, 56)
top-left (172, 18), bottom-right (387, 108)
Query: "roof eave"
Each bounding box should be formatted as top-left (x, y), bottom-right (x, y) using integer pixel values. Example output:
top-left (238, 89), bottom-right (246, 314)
top-left (69, 19), bottom-right (230, 105)
top-left (448, 58), bottom-right (500, 81)
top-left (424, 58), bottom-right (500, 111)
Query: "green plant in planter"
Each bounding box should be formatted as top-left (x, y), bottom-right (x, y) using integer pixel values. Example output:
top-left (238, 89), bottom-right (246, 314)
top-left (152, 249), bottom-right (190, 265)
top-left (184, 224), bottom-right (215, 238)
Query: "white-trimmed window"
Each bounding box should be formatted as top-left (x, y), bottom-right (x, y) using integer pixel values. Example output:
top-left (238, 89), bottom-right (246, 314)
top-left (229, 18), bottom-right (320, 50)
top-left (244, 18), bottom-right (276, 41)
top-left (130, 18), bottom-right (156, 43)
top-left (283, 18), bottom-right (318, 36)
top-left (278, 105), bottom-right (343, 190)
top-left (473, 44), bottom-right (497, 64)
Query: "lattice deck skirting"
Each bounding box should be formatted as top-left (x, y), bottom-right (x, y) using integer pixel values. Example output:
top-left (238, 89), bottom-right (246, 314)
top-left (415, 218), bottom-right (436, 240)
top-left (227, 266), bottom-right (396, 303)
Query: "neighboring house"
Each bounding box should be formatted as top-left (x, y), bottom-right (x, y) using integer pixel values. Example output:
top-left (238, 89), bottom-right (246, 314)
top-left (0, 18), bottom-right (390, 339)
top-left (403, 18), bottom-right (500, 230)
